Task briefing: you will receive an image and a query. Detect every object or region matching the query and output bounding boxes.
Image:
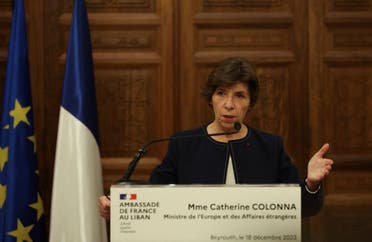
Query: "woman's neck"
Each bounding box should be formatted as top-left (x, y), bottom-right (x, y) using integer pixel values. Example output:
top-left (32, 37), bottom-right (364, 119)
top-left (207, 122), bottom-right (248, 143)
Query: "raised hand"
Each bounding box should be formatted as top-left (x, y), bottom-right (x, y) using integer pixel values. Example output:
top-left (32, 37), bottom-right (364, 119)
top-left (306, 143), bottom-right (334, 191)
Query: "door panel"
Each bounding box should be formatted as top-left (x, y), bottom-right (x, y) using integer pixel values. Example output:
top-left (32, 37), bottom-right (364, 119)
top-left (43, 0), bottom-right (174, 216)
top-left (1, 0), bottom-right (371, 240)
top-left (309, 0), bottom-right (372, 241)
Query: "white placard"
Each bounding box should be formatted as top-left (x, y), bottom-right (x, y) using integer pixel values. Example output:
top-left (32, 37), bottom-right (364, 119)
top-left (110, 185), bottom-right (301, 242)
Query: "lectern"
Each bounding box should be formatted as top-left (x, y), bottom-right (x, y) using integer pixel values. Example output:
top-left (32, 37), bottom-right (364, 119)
top-left (110, 184), bottom-right (301, 242)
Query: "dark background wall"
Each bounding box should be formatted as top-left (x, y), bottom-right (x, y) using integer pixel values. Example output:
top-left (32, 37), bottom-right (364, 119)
top-left (1, 0), bottom-right (372, 241)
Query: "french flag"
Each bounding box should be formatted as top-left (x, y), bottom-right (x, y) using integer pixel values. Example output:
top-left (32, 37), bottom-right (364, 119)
top-left (49, 1), bottom-right (107, 242)
top-left (120, 194), bottom-right (137, 200)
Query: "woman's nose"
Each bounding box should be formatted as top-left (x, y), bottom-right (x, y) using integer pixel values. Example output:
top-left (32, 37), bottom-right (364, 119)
top-left (224, 96), bottom-right (234, 109)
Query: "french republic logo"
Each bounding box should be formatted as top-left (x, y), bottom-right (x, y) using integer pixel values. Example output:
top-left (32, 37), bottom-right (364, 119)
top-left (120, 193), bottom-right (137, 200)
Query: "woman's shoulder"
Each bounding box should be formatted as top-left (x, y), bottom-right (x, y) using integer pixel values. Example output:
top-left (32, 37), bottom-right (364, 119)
top-left (171, 126), bottom-right (206, 138)
top-left (249, 127), bottom-right (282, 143)
top-left (247, 127), bottom-right (285, 153)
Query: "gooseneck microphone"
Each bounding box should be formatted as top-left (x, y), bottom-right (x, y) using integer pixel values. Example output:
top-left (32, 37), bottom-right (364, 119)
top-left (117, 122), bottom-right (242, 183)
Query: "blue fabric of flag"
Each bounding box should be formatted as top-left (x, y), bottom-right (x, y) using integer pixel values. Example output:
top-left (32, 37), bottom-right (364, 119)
top-left (49, 1), bottom-right (107, 241)
top-left (0, 0), bottom-right (46, 241)
top-left (61, 0), bottom-right (99, 142)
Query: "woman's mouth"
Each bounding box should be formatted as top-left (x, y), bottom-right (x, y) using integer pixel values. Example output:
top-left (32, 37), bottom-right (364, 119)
top-left (222, 115), bottom-right (235, 122)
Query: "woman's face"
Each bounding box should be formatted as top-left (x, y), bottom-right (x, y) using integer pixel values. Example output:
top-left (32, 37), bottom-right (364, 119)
top-left (211, 82), bottom-right (250, 131)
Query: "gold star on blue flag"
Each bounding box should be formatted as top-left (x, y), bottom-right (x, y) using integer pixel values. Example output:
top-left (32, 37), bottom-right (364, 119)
top-left (0, 0), bottom-right (46, 241)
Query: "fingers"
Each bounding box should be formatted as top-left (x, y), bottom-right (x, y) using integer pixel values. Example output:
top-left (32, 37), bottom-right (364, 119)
top-left (318, 158), bottom-right (333, 176)
top-left (322, 158), bottom-right (333, 166)
top-left (322, 158), bottom-right (333, 170)
top-left (98, 195), bottom-right (111, 220)
top-left (322, 166), bottom-right (332, 176)
top-left (316, 143), bottom-right (330, 158)
top-left (307, 154), bottom-right (334, 184)
top-left (325, 160), bottom-right (333, 172)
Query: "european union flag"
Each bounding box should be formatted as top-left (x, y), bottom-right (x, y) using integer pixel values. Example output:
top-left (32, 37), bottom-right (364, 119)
top-left (0, 0), bottom-right (46, 241)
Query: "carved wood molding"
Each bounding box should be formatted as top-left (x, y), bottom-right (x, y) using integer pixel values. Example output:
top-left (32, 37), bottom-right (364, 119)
top-left (324, 51), bottom-right (372, 63)
top-left (203, 0), bottom-right (282, 8)
top-left (194, 50), bottom-right (295, 64)
top-left (102, 157), bottom-right (160, 193)
top-left (325, 193), bottom-right (372, 205)
top-left (325, 12), bottom-right (372, 25)
top-left (328, 154), bottom-right (372, 170)
top-left (193, 12), bottom-right (293, 26)
top-left (58, 13), bottom-right (161, 26)
top-left (58, 52), bottom-right (161, 65)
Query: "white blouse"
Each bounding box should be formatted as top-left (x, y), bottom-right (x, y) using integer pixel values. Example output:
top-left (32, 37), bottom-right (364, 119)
top-left (225, 155), bottom-right (236, 184)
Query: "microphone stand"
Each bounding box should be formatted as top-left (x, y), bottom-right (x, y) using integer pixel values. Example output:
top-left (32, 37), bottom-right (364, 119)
top-left (116, 137), bottom-right (169, 184)
top-left (116, 122), bottom-right (242, 184)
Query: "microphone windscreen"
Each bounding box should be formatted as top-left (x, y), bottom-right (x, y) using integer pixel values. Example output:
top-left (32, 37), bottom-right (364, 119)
top-left (234, 122), bottom-right (241, 131)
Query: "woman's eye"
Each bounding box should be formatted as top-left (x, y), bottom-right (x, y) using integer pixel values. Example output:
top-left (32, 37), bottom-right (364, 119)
top-left (216, 90), bottom-right (225, 96)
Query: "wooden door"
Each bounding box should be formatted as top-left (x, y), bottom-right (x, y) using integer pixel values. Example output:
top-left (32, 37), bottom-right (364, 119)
top-left (1, 0), bottom-right (372, 240)
top-left (177, 0), bottom-right (309, 171)
top-left (309, 0), bottom-right (372, 241)
top-left (176, 0), bottom-right (312, 239)
top-left (42, 0), bottom-right (175, 222)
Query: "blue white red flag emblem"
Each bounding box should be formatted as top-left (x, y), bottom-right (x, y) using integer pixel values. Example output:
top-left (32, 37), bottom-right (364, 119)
top-left (120, 194), bottom-right (137, 200)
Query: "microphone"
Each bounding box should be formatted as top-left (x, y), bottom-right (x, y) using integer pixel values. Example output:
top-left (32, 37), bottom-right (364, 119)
top-left (117, 122), bottom-right (242, 183)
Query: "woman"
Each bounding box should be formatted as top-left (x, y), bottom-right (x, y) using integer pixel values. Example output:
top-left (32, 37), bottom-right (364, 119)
top-left (99, 57), bottom-right (333, 219)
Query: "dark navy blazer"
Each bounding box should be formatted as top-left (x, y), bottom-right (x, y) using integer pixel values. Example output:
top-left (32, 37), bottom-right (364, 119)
top-left (150, 126), bottom-right (323, 217)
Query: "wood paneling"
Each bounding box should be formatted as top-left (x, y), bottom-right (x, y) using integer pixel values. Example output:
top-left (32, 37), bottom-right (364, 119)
top-left (102, 157), bottom-right (159, 191)
top-left (42, 0), bottom-right (174, 228)
top-left (309, 0), bottom-right (372, 241)
top-left (178, 0), bottom-right (308, 176)
top-left (323, 194), bottom-right (372, 242)
top-left (177, 0), bottom-right (312, 240)
top-left (0, 0), bottom-right (12, 115)
top-left (1, 0), bottom-right (371, 240)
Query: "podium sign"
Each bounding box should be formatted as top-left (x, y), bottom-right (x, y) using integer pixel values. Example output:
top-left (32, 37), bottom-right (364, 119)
top-left (111, 185), bottom-right (301, 242)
